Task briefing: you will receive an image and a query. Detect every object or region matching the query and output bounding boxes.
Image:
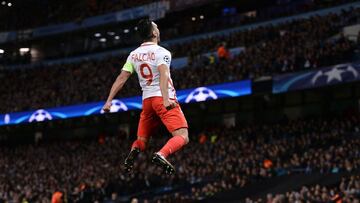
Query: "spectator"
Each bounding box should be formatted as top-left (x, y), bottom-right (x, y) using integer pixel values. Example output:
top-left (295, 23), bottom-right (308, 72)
top-left (217, 42), bottom-right (230, 61)
top-left (51, 191), bottom-right (63, 203)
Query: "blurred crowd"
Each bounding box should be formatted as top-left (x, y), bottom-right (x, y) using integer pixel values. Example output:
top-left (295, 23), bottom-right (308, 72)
top-left (44, 0), bottom-right (360, 59)
top-left (245, 175), bottom-right (360, 203)
top-left (1, 0), bottom-right (359, 67)
top-left (0, 0), bottom-right (154, 31)
top-left (0, 0), bottom-right (356, 32)
top-left (170, 7), bottom-right (360, 58)
top-left (0, 116), bottom-right (359, 202)
top-left (1, 8), bottom-right (360, 114)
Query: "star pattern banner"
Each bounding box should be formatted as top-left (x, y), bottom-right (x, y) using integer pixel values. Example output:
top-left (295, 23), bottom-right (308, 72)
top-left (273, 62), bottom-right (360, 94)
top-left (0, 80), bottom-right (252, 126)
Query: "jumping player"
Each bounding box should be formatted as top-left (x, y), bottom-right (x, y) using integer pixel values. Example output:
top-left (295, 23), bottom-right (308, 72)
top-left (103, 19), bottom-right (189, 174)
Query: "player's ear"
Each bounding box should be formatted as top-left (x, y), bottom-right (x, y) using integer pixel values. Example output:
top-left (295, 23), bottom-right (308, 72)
top-left (152, 29), bottom-right (157, 38)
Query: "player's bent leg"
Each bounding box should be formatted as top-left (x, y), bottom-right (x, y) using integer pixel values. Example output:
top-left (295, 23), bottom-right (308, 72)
top-left (172, 128), bottom-right (189, 144)
top-left (151, 97), bottom-right (189, 174)
top-left (124, 136), bottom-right (149, 172)
top-left (158, 128), bottom-right (188, 157)
top-left (152, 128), bottom-right (189, 175)
top-left (126, 97), bottom-right (160, 172)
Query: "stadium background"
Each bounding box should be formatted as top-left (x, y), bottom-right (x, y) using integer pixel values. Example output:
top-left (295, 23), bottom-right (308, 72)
top-left (0, 0), bottom-right (360, 202)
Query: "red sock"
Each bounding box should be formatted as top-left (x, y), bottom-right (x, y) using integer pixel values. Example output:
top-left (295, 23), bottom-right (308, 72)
top-left (131, 139), bottom-right (146, 151)
top-left (158, 136), bottom-right (186, 158)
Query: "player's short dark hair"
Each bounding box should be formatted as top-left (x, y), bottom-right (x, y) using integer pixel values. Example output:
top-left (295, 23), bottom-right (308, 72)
top-left (137, 19), bottom-right (154, 41)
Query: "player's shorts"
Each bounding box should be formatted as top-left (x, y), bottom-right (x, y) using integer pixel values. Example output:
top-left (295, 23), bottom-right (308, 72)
top-left (137, 96), bottom-right (188, 138)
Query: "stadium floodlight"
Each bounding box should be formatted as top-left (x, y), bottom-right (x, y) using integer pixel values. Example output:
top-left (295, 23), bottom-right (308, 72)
top-left (94, 33), bottom-right (101, 37)
top-left (107, 31), bottom-right (115, 36)
top-left (114, 36), bottom-right (120, 40)
top-left (123, 29), bottom-right (129, 33)
top-left (200, 15), bottom-right (204, 19)
top-left (19, 48), bottom-right (30, 53)
top-left (99, 38), bottom-right (106, 42)
top-left (7, 2), bottom-right (11, 6)
top-left (1, 1), bottom-right (6, 5)
top-left (0, 49), bottom-right (4, 54)
top-left (191, 17), bottom-right (196, 21)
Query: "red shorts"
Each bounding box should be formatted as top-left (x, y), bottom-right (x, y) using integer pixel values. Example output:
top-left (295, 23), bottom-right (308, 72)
top-left (137, 96), bottom-right (188, 138)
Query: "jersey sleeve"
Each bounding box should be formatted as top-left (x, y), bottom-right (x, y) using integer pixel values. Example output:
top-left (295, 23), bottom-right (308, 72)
top-left (156, 49), bottom-right (172, 68)
top-left (122, 54), bottom-right (135, 74)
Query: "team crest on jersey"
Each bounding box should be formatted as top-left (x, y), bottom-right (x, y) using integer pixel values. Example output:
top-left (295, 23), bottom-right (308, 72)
top-left (164, 55), bottom-right (170, 64)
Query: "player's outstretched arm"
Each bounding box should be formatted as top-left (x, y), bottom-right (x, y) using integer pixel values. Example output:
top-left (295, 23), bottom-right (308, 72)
top-left (158, 64), bottom-right (176, 110)
top-left (103, 70), bottom-right (131, 112)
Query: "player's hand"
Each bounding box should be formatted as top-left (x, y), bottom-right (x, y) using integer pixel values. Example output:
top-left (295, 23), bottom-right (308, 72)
top-left (163, 99), bottom-right (176, 110)
top-left (102, 101), bottom-right (112, 113)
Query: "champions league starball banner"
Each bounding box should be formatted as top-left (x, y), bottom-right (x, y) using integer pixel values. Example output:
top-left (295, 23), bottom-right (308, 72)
top-left (273, 62), bottom-right (360, 94)
top-left (0, 80), bottom-right (251, 126)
